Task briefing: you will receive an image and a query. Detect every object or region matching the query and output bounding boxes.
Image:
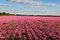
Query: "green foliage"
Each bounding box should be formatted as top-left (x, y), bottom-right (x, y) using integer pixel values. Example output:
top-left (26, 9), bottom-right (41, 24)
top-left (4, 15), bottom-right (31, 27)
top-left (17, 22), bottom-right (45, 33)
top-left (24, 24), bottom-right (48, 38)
top-left (0, 12), bottom-right (15, 16)
top-left (7, 38), bottom-right (23, 40)
top-left (7, 38), bottom-right (15, 40)
top-left (0, 38), bottom-right (2, 40)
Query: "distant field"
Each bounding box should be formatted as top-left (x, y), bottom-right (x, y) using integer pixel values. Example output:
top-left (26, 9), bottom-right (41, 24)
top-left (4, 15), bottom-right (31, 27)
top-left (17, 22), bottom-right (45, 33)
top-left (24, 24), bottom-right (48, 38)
top-left (0, 16), bottom-right (60, 40)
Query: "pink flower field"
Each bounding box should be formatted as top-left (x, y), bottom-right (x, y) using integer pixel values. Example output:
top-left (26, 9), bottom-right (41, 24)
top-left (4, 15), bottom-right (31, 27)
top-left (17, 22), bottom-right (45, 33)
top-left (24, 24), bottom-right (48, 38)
top-left (0, 16), bottom-right (60, 40)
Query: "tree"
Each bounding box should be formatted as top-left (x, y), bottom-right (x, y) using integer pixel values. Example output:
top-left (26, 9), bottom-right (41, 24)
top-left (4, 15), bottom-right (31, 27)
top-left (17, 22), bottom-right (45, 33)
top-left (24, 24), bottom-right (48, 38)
top-left (3, 12), bottom-right (6, 14)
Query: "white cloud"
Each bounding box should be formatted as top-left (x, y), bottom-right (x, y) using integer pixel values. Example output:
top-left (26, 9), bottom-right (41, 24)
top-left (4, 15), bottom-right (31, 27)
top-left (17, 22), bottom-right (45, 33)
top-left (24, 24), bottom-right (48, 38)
top-left (41, 8), bottom-right (47, 12)
top-left (44, 3), bottom-right (56, 6)
top-left (24, 5), bottom-right (40, 8)
top-left (9, 0), bottom-right (57, 8)
top-left (10, 0), bottom-right (41, 5)
top-left (0, 4), bottom-right (9, 6)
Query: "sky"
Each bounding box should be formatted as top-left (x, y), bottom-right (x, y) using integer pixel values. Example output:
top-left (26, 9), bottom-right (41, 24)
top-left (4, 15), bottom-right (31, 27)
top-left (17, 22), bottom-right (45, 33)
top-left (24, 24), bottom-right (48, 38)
top-left (0, 0), bottom-right (60, 15)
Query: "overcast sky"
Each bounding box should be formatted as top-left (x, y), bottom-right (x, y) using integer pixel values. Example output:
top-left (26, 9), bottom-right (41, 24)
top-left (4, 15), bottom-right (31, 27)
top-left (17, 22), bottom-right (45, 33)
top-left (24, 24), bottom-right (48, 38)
top-left (0, 0), bottom-right (60, 15)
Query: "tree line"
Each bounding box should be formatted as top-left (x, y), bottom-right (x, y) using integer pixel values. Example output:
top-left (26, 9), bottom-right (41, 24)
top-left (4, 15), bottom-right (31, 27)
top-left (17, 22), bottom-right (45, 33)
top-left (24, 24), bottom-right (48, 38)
top-left (0, 12), bottom-right (15, 16)
top-left (0, 12), bottom-right (60, 16)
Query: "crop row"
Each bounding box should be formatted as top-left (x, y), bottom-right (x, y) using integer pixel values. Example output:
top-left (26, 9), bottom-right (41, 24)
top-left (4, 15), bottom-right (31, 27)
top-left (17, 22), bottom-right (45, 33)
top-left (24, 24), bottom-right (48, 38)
top-left (0, 16), bottom-right (60, 40)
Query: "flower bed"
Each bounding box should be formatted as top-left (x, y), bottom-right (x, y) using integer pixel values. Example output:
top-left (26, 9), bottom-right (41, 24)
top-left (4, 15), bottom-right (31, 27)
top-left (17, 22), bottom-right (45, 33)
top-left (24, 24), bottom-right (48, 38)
top-left (0, 16), bottom-right (60, 40)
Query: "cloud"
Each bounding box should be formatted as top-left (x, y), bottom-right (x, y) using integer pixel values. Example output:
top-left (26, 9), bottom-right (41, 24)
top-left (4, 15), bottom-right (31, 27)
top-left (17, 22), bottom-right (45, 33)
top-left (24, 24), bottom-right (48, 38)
top-left (25, 3), bottom-right (56, 8)
top-left (9, 0), bottom-right (57, 8)
top-left (0, 4), bottom-right (9, 6)
top-left (24, 6), bottom-right (40, 8)
top-left (10, 0), bottom-right (41, 5)
top-left (43, 3), bottom-right (56, 6)
top-left (41, 8), bottom-right (47, 12)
